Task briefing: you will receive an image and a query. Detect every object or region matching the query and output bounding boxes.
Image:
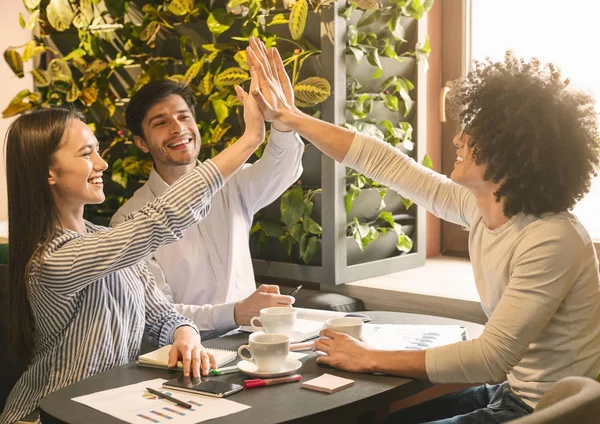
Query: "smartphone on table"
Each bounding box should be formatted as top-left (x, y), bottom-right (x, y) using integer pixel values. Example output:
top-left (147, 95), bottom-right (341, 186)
top-left (163, 376), bottom-right (243, 398)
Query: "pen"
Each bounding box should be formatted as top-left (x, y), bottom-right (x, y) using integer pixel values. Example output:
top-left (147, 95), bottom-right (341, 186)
top-left (244, 374), bottom-right (302, 389)
top-left (287, 285), bottom-right (302, 297)
top-left (146, 387), bottom-right (192, 409)
top-left (209, 365), bottom-right (239, 375)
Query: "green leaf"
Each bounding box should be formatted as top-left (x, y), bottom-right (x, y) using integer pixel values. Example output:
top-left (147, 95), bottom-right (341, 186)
top-left (289, 0), bottom-right (308, 40)
top-left (396, 233), bottom-right (413, 252)
top-left (184, 61), bottom-right (203, 85)
top-left (345, 183), bottom-right (361, 214)
top-left (24, 0), bottom-right (41, 9)
top-left (389, 10), bottom-right (407, 41)
top-left (66, 82), bottom-right (80, 102)
top-left (259, 221), bottom-right (286, 237)
top-left (233, 50), bottom-right (248, 70)
top-left (402, 197), bottom-right (414, 210)
top-left (48, 58), bottom-right (72, 79)
top-left (212, 99), bottom-right (229, 124)
top-left (354, 121), bottom-right (384, 140)
top-left (300, 235), bottom-right (319, 264)
top-left (376, 188), bottom-right (387, 210)
top-left (4, 48), bottom-right (24, 78)
top-left (383, 94), bottom-right (399, 111)
top-left (377, 211), bottom-right (395, 228)
top-left (347, 24), bottom-right (358, 46)
top-left (340, 4), bottom-right (356, 19)
top-left (228, 0), bottom-right (250, 7)
top-left (214, 67), bottom-right (249, 87)
top-left (294, 77), bottom-right (331, 105)
top-left (421, 154), bottom-right (433, 169)
top-left (140, 21), bottom-right (160, 42)
top-left (423, 0), bottom-right (435, 12)
top-left (80, 0), bottom-right (94, 22)
top-left (207, 9), bottom-right (235, 37)
top-left (366, 48), bottom-right (383, 79)
top-left (280, 186), bottom-right (305, 227)
top-left (26, 9), bottom-right (40, 31)
top-left (288, 223), bottom-right (303, 243)
top-left (348, 46), bottom-right (365, 63)
top-left (31, 68), bottom-right (50, 87)
top-left (46, 0), bottom-right (74, 31)
top-left (267, 13), bottom-right (288, 26)
top-left (416, 35), bottom-right (431, 63)
top-left (357, 9), bottom-right (381, 27)
top-left (111, 159), bottom-right (128, 189)
top-left (402, 0), bottom-right (425, 19)
top-left (168, 0), bottom-right (191, 16)
top-left (303, 216), bottom-right (322, 235)
top-left (19, 13), bottom-right (26, 28)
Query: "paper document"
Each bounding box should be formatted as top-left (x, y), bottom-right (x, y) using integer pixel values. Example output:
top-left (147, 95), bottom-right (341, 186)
top-left (361, 324), bottom-right (467, 351)
top-left (73, 378), bottom-right (250, 424)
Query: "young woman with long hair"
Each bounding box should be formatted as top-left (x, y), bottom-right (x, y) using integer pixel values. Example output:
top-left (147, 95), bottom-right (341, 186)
top-left (1, 81), bottom-right (265, 423)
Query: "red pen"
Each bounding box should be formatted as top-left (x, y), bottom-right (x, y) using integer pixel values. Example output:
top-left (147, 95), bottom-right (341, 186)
top-left (244, 374), bottom-right (302, 389)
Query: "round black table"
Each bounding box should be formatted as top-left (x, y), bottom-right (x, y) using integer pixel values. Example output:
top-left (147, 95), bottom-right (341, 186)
top-left (39, 311), bottom-right (484, 424)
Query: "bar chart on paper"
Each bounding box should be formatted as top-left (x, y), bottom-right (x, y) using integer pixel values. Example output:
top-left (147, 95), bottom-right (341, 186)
top-left (73, 378), bottom-right (250, 424)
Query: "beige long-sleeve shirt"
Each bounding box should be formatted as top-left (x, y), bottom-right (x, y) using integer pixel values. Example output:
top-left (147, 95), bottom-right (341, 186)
top-left (343, 132), bottom-right (600, 408)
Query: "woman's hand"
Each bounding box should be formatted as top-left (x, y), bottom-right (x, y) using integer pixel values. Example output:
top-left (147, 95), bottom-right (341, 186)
top-left (246, 36), bottom-right (298, 128)
top-left (314, 329), bottom-right (377, 374)
top-left (169, 325), bottom-right (216, 377)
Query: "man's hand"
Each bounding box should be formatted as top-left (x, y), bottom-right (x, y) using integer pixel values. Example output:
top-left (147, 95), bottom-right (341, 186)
top-left (246, 37), bottom-right (298, 128)
top-left (169, 325), bottom-right (216, 377)
top-left (234, 79), bottom-right (265, 146)
top-left (314, 328), bottom-right (376, 374)
top-left (234, 284), bottom-right (295, 325)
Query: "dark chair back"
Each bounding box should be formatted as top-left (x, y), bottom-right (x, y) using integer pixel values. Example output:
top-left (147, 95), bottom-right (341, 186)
top-left (0, 264), bottom-right (29, 412)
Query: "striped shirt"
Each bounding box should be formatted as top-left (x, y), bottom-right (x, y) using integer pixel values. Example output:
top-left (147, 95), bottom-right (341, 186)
top-left (0, 161), bottom-right (223, 423)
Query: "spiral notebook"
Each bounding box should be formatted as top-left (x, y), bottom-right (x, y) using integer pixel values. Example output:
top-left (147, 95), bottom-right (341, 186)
top-left (137, 344), bottom-right (237, 370)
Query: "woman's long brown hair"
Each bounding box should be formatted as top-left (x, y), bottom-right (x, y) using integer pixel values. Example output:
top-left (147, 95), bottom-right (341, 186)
top-left (5, 107), bottom-right (84, 362)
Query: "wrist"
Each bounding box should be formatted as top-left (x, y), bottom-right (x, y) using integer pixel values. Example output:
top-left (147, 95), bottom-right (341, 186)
top-left (271, 121), bottom-right (293, 133)
top-left (278, 107), bottom-right (302, 132)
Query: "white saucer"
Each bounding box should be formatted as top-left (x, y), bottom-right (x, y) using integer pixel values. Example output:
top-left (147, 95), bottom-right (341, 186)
top-left (237, 358), bottom-right (302, 378)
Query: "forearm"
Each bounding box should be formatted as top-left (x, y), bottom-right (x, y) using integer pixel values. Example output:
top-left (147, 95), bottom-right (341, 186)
top-left (278, 108), bottom-right (355, 162)
top-left (211, 133), bottom-right (262, 181)
top-left (371, 350), bottom-right (429, 380)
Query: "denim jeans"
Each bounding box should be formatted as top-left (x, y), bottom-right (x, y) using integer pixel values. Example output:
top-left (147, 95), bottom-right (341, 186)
top-left (385, 382), bottom-right (534, 424)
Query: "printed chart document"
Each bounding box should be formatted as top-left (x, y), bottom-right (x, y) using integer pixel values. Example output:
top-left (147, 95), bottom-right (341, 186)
top-left (361, 324), bottom-right (467, 350)
top-left (73, 378), bottom-right (250, 424)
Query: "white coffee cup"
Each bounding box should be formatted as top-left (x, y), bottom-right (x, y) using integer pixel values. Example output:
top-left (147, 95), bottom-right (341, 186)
top-left (325, 317), bottom-right (363, 339)
top-left (237, 332), bottom-right (290, 372)
top-left (250, 307), bottom-right (297, 337)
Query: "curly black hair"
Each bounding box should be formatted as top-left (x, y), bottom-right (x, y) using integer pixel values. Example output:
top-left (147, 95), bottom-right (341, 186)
top-left (449, 51), bottom-right (600, 217)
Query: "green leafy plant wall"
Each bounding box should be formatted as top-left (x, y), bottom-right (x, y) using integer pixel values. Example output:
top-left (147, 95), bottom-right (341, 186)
top-left (4, 0), bottom-right (332, 222)
top-left (4, 0), bottom-right (433, 265)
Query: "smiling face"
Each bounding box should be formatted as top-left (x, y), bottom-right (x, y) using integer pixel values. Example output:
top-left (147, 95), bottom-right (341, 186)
top-left (134, 94), bottom-right (201, 173)
top-left (47, 118), bottom-right (108, 209)
top-left (450, 131), bottom-right (487, 192)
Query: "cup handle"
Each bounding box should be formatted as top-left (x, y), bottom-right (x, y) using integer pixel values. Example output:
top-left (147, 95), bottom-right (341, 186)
top-left (237, 345), bottom-right (254, 363)
top-left (250, 316), bottom-right (262, 331)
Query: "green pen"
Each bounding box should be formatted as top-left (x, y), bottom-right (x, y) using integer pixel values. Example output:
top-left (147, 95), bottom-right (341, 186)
top-left (209, 365), bottom-right (239, 376)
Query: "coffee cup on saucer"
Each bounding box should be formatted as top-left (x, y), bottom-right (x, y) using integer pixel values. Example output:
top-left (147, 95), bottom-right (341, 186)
top-left (237, 333), bottom-right (290, 373)
top-left (250, 306), bottom-right (297, 337)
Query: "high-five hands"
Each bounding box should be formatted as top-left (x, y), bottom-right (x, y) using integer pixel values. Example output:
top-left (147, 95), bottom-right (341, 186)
top-left (245, 37), bottom-right (297, 132)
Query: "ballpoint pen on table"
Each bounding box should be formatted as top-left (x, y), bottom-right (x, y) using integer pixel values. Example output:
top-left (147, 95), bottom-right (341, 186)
top-left (244, 374), bottom-right (302, 389)
top-left (210, 365), bottom-right (239, 376)
top-left (146, 387), bottom-right (192, 409)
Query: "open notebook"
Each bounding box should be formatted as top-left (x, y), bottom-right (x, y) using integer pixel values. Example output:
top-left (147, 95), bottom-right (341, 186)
top-left (137, 344), bottom-right (237, 370)
top-left (240, 308), bottom-right (371, 343)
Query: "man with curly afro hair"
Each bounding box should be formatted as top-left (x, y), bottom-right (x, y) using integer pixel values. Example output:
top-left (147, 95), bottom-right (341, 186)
top-left (246, 36), bottom-right (600, 424)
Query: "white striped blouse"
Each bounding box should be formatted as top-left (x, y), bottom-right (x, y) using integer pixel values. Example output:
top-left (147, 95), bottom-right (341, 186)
top-left (0, 160), bottom-right (224, 423)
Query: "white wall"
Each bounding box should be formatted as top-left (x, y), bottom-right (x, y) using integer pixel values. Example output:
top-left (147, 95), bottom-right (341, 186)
top-left (0, 1), bottom-right (32, 222)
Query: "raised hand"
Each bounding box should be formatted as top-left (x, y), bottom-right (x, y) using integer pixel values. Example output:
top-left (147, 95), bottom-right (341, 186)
top-left (234, 77), bottom-right (266, 147)
top-left (246, 37), bottom-right (298, 129)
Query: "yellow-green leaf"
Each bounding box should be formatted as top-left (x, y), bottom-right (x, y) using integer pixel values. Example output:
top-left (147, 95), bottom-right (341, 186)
top-left (52, 75), bottom-right (72, 93)
top-left (227, 0), bottom-right (250, 8)
top-left (214, 67), bottom-right (248, 87)
top-left (72, 12), bottom-right (89, 29)
top-left (167, 74), bottom-right (187, 84)
top-left (352, 0), bottom-right (379, 10)
top-left (294, 76), bottom-right (331, 105)
top-left (233, 50), bottom-right (248, 70)
top-left (84, 58), bottom-right (108, 75)
top-left (80, 0), bottom-right (94, 22)
top-left (66, 82), bottom-right (80, 102)
top-left (2, 101), bottom-right (32, 119)
top-left (23, 0), bottom-right (41, 9)
top-left (168, 0), bottom-right (190, 16)
top-left (131, 72), bottom-right (151, 94)
top-left (267, 13), bottom-right (288, 26)
top-left (46, 0), bottom-right (74, 32)
top-left (184, 61), bottom-right (203, 84)
top-left (48, 58), bottom-right (72, 79)
top-left (212, 99), bottom-right (229, 123)
top-left (102, 96), bottom-right (116, 117)
top-left (207, 9), bottom-right (235, 37)
top-left (8, 89), bottom-right (31, 106)
top-left (140, 21), bottom-right (160, 42)
top-left (26, 9), bottom-right (40, 31)
top-left (199, 72), bottom-right (214, 96)
top-left (19, 13), bottom-right (26, 28)
top-left (4, 48), bottom-right (24, 78)
top-left (289, 0), bottom-right (308, 40)
top-left (22, 40), bottom-right (45, 62)
top-left (81, 86), bottom-right (98, 106)
top-left (211, 122), bottom-right (231, 144)
top-left (32, 69), bottom-right (51, 87)
top-left (29, 92), bottom-right (42, 104)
